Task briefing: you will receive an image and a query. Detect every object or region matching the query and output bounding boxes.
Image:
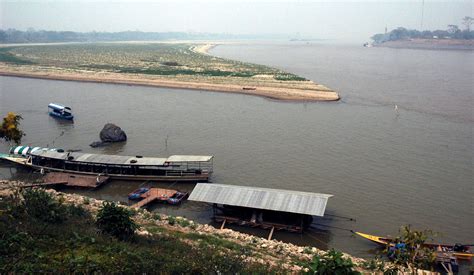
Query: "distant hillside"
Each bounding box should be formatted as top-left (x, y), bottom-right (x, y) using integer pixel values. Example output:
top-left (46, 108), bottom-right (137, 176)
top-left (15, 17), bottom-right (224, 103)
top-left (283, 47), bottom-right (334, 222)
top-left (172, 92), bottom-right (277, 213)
top-left (0, 29), bottom-right (285, 44)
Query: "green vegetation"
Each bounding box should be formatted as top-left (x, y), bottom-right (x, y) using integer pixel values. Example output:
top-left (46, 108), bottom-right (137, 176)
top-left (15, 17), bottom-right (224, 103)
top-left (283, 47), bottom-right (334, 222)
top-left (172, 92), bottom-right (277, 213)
top-left (301, 249), bottom-right (360, 274)
top-left (0, 112), bottom-right (26, 144)
top-left (1, 43), bottom-right (307, 81)
top-left (0, 47), bottom-right (35, 65)
top-left (0, 188), bottom-right (286, 273)
top-left (359, 257), bottom-right (387, 273)
top-left (96, 202), bottom-right (138, 240)
top-left (372, 16), bottom-right (474, 43)
top-left (385, 225), bottom-right (436, 271)
top-left (1, 188), bottom-right (430, 274)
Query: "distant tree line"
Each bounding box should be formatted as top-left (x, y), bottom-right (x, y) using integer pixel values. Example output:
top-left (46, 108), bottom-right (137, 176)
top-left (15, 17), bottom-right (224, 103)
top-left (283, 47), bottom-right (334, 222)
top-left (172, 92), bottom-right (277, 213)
top-left (0, 29), bottom-right (283, 44)
top-left (372, 16), bottom-right (473, 44)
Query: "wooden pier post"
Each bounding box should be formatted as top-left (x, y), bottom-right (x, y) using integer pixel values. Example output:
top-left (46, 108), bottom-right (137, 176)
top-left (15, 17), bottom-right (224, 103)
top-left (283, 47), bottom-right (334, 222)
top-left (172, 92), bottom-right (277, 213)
top-left (268, 226), bottom-right (275, 240)
top-left (220, 219), bottom-right (226, 230)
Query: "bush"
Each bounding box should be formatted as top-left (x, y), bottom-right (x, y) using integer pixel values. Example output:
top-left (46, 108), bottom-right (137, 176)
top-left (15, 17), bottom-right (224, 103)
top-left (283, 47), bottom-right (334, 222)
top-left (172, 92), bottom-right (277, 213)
top-left (153, 213), bottom-right (162, 221)
top-left (96, 202), bottom-right (138, 240)
top-left (167, 216), bottom-right (176, 226)
top-left (22, 188), bottom-right (67, 223)
top-left (0, 112), bottom-right (26, 144)
top-left (176, 217), bottom-right (191, 228)
top-left (360, 257), bottom-right (386, 272)
top-left (301, 249), bottom-right (359, 275)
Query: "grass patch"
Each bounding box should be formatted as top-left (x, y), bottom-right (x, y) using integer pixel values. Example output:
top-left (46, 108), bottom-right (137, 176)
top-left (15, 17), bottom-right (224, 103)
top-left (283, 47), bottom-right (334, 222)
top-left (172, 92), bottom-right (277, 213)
top-left (0, 47), bottom-right (35, 65)
top-left (274, 73), bottom-right (307, 81)
top-left (184, 232), bottom-right (251, 254)
top-left (117, 67), bottom-right (258, 77)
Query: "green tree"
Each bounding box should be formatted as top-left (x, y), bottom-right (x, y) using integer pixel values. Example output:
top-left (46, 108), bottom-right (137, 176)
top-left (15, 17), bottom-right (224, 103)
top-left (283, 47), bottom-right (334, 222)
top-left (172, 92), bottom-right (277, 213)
top-left (0, 112), bottom-right (25, 144)
top-left (96, 202), bottom-right (138, 240)
top-left (447, 25), bottom-right (460, 34)
top-left (462, 16), bottom-right (473, 31)
top-left (386, 225), bottom-right (436, 271)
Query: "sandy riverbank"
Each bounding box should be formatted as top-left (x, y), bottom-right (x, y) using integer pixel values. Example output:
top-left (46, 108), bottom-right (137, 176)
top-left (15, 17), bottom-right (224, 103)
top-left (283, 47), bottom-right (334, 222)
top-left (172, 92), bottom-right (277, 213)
top-left (0, 67), bottom-right (340, 102)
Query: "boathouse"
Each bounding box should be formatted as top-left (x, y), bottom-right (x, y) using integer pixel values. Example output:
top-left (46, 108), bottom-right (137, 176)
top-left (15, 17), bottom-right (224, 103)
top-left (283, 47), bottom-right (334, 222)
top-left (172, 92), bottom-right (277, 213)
top-left (189, 183), bottom-right (332, 238)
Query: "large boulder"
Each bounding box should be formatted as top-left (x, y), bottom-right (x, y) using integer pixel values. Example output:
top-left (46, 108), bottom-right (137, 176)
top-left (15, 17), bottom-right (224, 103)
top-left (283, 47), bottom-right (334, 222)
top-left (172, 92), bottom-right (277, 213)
top-left (90, 123), bottom-right (127, 147)
top-left (99, 123), bottom-right (127, 142)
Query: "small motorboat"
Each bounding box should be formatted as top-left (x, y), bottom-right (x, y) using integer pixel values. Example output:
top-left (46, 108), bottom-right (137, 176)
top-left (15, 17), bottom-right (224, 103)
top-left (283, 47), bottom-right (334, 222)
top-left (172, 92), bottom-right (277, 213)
top-left (128, 187), bottom-right (149, 200)
top-left (167, 191), bottom-right (189, 205)
top-left (48, 103), bottom-right (74, 120)
top-left (354, 231), bottom-right (474, 260)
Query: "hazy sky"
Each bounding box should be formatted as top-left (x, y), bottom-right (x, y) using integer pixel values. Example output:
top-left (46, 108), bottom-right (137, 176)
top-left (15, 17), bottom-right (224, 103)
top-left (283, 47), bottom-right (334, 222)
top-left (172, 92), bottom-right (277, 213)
top-left (1, 0), bottom-right (472, 42)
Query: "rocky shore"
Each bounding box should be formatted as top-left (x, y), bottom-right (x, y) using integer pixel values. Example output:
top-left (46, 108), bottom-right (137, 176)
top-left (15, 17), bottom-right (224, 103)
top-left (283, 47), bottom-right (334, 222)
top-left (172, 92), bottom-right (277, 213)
top-left (0, 180), bottom-right (438, 274)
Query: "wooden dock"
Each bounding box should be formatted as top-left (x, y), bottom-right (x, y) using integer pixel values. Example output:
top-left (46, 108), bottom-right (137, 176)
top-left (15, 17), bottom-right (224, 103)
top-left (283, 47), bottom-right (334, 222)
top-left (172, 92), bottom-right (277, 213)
top-left (131, 188), bottom-right (177, 208)
top-left (42, 172), bottom-right (109, 188)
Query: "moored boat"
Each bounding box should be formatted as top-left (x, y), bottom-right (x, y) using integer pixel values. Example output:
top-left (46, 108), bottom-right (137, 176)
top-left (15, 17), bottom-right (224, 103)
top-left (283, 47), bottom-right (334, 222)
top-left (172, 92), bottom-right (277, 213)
top-left (354, 231), bottom-right (474, 260)
top-left (2, 146), bottom-right (213, 182)
top-left (128, 187), bottom-right (150, 200)
top-left (167, 191), bottom-right (189, 205)
top-left (48, 103), bottom-right (74, 120)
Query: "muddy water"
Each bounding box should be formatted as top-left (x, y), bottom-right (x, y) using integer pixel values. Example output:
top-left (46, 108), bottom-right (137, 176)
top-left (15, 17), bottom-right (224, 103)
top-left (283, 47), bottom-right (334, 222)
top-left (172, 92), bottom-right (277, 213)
top-left (0, 42), bottom-right (472, 260)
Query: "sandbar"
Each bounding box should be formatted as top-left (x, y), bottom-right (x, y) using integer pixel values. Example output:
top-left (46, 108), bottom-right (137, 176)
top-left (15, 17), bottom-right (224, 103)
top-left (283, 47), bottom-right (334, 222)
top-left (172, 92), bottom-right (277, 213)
top-left (0, 43), bottom-right (340, 102)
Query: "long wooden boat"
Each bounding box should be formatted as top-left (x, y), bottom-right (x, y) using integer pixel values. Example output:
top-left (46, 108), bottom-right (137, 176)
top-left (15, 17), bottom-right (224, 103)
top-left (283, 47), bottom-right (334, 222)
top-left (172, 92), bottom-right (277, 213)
top-left (354, 231), bottom-right (474, 260)
top-left (1, 146), bottom-right (213, 182)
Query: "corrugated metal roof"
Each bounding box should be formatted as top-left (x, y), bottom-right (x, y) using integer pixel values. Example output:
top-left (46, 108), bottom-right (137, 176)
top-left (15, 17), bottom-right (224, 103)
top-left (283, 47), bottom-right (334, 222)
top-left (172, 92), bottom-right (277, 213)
top-left (188, 183), bottom-right (333, 216)
top-left (29, 149), bottom-right (209, 166)
top-left (167, 155), bottom-right (213, 162)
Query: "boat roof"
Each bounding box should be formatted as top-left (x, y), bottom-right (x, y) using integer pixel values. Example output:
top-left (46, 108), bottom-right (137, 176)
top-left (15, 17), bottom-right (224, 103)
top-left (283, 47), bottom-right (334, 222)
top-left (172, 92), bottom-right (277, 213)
top-left (29, 148), bottom-right (212, 166)
top-left (10, 146), bottom-right (54, 156)
top-left (188, 183), bottom-right (333, 216)
top-left (48, 103), bottom-right (71, 110)
top-left (167, 155), bottom-right (213, 162)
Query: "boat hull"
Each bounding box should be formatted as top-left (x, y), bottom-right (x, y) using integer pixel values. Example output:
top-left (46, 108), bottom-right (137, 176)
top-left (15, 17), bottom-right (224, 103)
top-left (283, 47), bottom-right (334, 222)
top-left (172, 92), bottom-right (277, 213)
top-left (355, 232), bottom-right (474, 260)
top-left (49, 112), bottom-right (74, 120)
top-left (32, 164), bottom-right (210, 182)
top-left (0, 156), bottom-right (210, 182)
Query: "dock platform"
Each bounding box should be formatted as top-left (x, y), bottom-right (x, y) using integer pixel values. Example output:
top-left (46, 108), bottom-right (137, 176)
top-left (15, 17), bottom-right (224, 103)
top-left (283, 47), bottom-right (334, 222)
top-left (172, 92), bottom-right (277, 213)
top-left (42, 172), bottom-right (109, 188)
top-left (131, 188), bottom-right (178, 208)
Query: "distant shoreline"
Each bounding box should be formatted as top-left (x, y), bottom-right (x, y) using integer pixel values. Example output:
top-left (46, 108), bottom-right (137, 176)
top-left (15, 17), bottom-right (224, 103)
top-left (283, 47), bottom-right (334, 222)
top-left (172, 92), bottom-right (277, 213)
top-left (374, 39), bottom-right (474, 51)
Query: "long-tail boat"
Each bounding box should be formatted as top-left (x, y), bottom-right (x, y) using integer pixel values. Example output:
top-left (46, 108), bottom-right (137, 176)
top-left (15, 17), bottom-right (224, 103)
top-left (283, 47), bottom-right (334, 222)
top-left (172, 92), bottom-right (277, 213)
top-left (354, 231), bottom-right (473, 260)
top-left (1, 146), bottom-right (213, 182)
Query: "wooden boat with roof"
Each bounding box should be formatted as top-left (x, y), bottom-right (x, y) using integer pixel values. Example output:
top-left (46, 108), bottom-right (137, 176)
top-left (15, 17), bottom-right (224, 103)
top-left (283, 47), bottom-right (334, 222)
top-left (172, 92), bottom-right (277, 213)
top-left (48, 103), bottom-right (74, 120)
top-left (1, 146), bottom-right (213, 182)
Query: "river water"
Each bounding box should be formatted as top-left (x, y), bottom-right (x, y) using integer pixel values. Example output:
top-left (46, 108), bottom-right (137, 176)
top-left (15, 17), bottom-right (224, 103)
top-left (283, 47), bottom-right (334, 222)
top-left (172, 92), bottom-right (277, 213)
top-left (0, 42), bottom-right (472, 260)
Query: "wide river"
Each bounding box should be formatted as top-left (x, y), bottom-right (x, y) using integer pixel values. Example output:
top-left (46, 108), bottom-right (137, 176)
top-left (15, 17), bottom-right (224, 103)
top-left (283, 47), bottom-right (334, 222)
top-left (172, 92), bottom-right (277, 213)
top-left (0, 42), bottom-right (472, 260)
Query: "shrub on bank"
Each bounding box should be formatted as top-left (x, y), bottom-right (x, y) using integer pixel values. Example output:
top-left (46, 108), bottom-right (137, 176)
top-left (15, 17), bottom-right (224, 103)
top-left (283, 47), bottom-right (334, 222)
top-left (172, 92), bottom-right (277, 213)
top-left (96, 201), bottom-right (138, 240)
top-left (301, 249), bottom-right (360, 275)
